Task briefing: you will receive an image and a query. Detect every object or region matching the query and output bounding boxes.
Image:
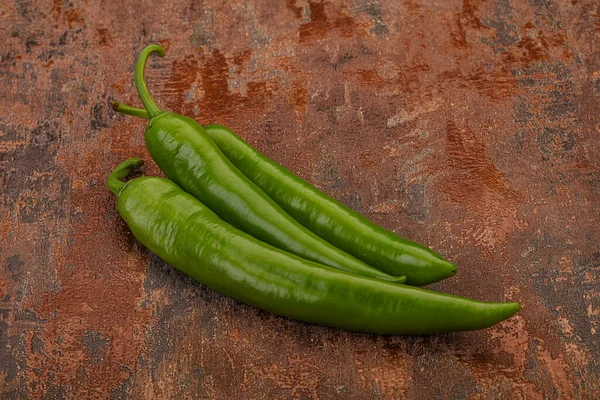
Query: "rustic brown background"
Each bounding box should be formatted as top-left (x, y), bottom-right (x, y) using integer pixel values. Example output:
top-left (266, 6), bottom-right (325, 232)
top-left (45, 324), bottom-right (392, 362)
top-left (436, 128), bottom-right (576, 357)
top-left (1, 0), bottom-right (599, 398)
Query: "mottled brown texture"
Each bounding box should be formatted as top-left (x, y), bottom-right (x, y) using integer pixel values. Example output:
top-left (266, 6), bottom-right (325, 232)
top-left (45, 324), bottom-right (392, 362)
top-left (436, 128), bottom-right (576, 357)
top-left (1, 0), bottom-right (599, 398)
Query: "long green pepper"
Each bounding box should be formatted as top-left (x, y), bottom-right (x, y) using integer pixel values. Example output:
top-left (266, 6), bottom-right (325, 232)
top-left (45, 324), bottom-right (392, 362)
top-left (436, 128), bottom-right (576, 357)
top-left (115, 103), bottom-right (457, 286)
top-left (113, 44), bottom-right (457, 286)
top-left (107, 159), bottom-right (519, 334)
top-left (124, 44), bottom-right (405, 284)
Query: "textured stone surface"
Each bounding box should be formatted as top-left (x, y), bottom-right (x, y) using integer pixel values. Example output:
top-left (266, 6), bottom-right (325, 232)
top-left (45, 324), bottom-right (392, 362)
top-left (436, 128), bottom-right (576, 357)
top-left (1, 0), bottom-right (599, 398)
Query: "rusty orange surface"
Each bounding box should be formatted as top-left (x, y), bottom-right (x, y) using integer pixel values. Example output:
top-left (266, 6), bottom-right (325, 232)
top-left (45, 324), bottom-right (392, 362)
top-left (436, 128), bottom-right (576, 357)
top-left (1, 0), bottom-right (599, 398)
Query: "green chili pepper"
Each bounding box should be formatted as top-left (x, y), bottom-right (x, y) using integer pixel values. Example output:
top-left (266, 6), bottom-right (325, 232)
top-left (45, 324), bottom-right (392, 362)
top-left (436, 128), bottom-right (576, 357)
top-left (114, 98), bottom-right (457, 285)
top-left (107, 158), bottom-right (519, 334)
top-left (121, 44), bottom-right (406, 284)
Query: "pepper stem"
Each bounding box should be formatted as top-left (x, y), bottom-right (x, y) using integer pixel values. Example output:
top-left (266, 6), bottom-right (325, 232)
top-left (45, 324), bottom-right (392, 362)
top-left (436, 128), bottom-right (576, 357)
top-left (135, 44), bottom-right (165, 118)
top-left (107, 158), bottom-right (144, 196)
top-left (112, 102), bottom-right (150, 119)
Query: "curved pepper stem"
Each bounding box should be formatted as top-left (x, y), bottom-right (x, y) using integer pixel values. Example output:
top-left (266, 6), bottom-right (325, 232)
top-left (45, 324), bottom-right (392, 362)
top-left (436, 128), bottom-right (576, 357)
top-left (112, 102), bottom-right (150, 119)
top-left (135, 44), bottom-right (165, 118)
top-left (107, 158), bottom-right (144, 196)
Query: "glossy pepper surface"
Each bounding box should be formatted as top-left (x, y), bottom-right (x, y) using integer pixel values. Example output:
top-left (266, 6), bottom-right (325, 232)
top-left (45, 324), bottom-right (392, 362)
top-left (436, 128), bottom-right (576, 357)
top-left (127, 45), bottom-right (405, 283)
top-left (205, 124), bottom-right (457, 286)
top-left (107, 159), bottom-right (520, 334)
top-left (113, 101), bottom-right (456, 286)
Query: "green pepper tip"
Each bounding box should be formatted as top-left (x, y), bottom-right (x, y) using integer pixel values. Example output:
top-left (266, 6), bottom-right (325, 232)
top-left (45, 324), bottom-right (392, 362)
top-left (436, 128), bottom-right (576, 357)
top-left (493, 301), bottom-right (520, 322)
